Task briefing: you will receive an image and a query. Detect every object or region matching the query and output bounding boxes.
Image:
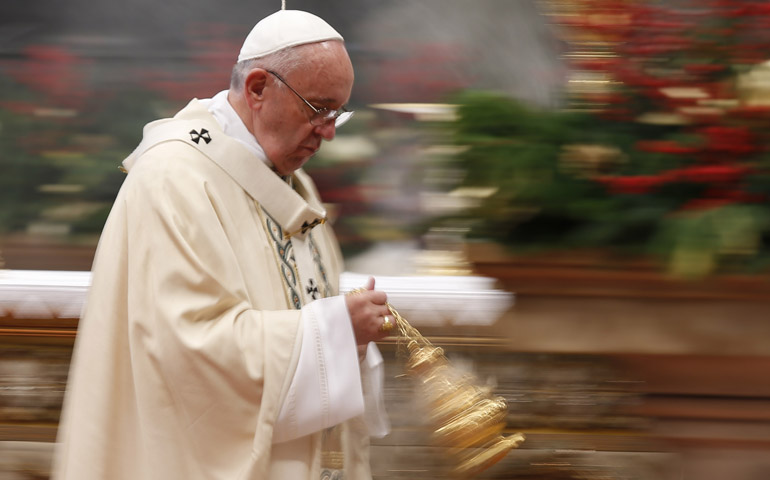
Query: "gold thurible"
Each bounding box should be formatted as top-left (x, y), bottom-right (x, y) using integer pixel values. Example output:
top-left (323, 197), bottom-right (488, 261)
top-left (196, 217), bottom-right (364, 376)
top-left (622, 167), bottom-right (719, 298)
top-left (386, 303), bottom-right (525, 477)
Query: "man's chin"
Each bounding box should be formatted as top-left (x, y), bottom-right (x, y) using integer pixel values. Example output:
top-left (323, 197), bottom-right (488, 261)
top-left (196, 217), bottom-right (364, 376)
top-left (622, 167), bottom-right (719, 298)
top-left (276, 155), bottom-right (312, 176)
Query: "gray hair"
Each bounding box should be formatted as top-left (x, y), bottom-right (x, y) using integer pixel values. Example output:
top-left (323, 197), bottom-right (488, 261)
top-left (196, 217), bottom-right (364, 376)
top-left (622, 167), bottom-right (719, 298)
top-left (229, 41), bottom-right (339, 92)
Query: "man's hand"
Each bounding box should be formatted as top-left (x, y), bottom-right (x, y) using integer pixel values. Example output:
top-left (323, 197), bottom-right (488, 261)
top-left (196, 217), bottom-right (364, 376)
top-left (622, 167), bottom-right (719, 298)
top-left (345, 277), bottom-right (392, 346)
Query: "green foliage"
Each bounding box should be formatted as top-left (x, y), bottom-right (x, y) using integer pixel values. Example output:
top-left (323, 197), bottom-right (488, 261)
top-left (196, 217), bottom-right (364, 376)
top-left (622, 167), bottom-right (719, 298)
top-left (437, 91), bottom-right (770, 276)
top-left (0, 77), bottom-right (167, 237)
top-left (0, 96), bottom-right (65, 233)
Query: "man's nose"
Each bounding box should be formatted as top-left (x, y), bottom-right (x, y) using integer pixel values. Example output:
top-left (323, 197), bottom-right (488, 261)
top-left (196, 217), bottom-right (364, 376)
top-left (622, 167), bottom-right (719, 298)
top-left (314, 120), bottom-right (336, 140)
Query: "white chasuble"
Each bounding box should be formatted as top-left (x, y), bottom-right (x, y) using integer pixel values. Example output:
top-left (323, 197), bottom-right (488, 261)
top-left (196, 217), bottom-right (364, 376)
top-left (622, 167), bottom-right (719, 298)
top-left (52, 98), bottom-right (385, 480)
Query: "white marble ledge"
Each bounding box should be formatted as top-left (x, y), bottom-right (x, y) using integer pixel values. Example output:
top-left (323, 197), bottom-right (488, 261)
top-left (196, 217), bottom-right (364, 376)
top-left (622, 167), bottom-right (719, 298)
top-left (0, 270), bottom-right (514, 327)
top-left (0, 270), bottom-right (91, 319)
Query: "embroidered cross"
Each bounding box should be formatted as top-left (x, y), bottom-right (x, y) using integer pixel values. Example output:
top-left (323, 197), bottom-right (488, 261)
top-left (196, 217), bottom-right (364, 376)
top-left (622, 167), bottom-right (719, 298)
top-left (189, 128), bottom-right (212, 144)
top-left (283, 217), bottom-right (327, 239)
top-left (306, 279), bottom-right (320, 300)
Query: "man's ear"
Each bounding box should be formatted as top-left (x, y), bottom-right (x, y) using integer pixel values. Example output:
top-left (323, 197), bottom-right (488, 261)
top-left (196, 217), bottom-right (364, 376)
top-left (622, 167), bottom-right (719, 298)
top-left (244, 68), bottom-right (269, 110)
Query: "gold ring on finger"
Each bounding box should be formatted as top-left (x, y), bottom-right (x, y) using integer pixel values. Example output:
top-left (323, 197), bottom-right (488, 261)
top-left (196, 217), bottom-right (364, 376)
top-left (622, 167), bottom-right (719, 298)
top-left (380, 314), bottom-right (394, 333)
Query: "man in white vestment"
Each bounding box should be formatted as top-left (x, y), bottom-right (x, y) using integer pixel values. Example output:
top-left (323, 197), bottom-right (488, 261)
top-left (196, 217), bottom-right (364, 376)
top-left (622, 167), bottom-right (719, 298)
top-left (53, 9), bottom-right (392, 480)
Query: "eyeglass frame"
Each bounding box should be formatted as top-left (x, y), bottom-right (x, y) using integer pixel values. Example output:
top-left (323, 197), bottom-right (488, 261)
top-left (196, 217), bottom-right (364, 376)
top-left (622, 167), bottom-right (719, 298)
top-left (266, 70), bottom-right (354, 128)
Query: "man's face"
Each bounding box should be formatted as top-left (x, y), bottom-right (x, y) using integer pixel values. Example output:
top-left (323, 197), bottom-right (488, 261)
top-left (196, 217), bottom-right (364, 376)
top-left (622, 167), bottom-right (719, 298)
top-left (254, 42), bottom-right (354, 176)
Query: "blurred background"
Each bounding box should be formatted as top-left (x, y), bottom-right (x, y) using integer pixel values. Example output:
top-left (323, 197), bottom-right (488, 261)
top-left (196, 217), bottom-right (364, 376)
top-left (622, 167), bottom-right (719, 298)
top-left (2, 0), bottom-right (770, 478)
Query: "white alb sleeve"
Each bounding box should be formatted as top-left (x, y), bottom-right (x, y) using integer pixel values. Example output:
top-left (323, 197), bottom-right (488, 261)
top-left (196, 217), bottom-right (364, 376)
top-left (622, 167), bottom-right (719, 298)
top-left (360, 341), bottom-right (391, 438)
top-left (273, 295), bottom-right (364, 444)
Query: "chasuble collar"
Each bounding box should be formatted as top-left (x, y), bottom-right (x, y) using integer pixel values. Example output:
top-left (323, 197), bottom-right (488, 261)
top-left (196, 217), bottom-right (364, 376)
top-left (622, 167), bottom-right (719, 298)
top-left (200, 90), bottom-right (269, 164)
top-left (122, 99), bottom-right (327, 240)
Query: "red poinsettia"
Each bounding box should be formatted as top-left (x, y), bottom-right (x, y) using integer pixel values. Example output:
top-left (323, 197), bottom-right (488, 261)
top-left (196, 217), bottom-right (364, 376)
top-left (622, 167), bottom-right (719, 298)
top-left (3, 44), bottom-right (92, 109)
top-left (698, 126), bottom-right (758, 156)
top-left (635, 140), bottom-right (700, 155)
top-left (667, 164), bottom-right (752, 184)
top-left (596, 174), bottom-right (667, 195)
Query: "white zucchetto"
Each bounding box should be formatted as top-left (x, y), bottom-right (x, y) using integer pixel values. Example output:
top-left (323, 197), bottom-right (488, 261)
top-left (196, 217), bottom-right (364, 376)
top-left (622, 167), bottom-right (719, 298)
top-left (237, 10), bottom-right (344, 62)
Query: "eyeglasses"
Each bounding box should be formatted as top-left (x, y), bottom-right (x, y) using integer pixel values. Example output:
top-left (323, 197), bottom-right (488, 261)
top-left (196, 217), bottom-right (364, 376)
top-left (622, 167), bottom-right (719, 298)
top-left (267, 70), bottom-right (354, 128)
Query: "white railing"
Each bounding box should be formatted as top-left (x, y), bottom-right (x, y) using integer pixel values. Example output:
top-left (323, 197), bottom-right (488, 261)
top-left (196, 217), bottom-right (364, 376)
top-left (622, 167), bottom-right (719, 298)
top-left (1, 270), bottom-right (514, 327)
